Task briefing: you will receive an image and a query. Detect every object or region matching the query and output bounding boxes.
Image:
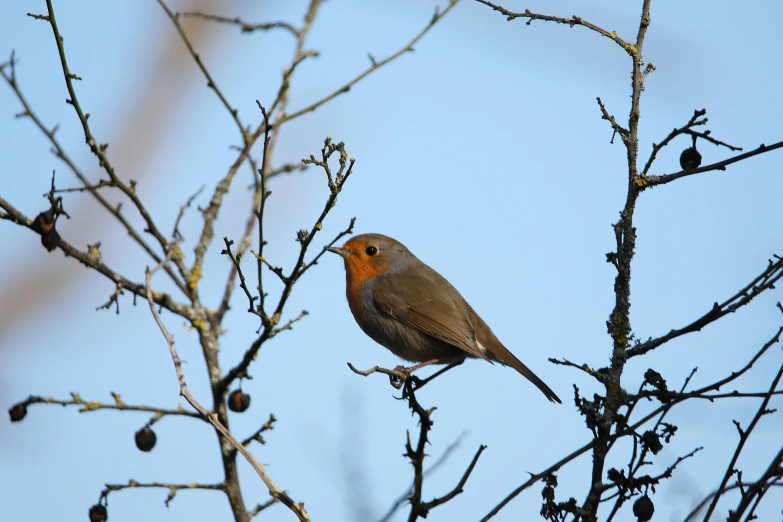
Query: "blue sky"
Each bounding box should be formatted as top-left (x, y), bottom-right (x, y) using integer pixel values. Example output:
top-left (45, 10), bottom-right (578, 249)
top-left (1, 1), bottom-right (782, 521)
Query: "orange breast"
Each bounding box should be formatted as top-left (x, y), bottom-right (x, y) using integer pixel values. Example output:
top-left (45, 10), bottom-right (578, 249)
top-left (344, 256), bottom-right (387, 321)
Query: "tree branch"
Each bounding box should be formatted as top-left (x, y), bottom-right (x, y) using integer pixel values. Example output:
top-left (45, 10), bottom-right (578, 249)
top-left (480, 319), bottom-right (783, 521)
top-left (38, 0), bottom-right (193, 290)
top-left (277, 0), bottom-right (461, 125)
top-left (0, 54), bottom-right (189, 295)
top-left (179, 11), bottom-right (299, 37)
top-left (158, 0), bottom-right (248, 144)
top-left (637, 141), bottom-right (783, 189)
top-left (629, 255), bottom-right (783, 358)
top-left (702, 356), bottom-right (783, 521)
top-left (100, 480), bottom-right (225, 508)
top-left (145, 258), bottom-right (310, 522)
top-left (474, 0), bottom-right (637, 56)
top-left (18, 393), bottom-right (202, 420)
top-left (0, 195), bottom-right (192, 318)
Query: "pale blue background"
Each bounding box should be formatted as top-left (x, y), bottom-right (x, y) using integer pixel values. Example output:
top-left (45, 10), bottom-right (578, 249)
top-left (1, 1), bottom-right (782, 521)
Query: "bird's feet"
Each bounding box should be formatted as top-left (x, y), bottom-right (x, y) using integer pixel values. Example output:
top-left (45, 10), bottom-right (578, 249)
top-left (346, 358), bottom-right (463, 390)
top-left (389, 365), bottom-right (418, 389)
top-left (346, 362), bottom-right (410, 389)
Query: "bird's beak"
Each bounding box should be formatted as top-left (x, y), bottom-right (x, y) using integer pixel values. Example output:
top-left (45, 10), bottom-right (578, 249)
top-left (325, 246), bottom-right (349, 257)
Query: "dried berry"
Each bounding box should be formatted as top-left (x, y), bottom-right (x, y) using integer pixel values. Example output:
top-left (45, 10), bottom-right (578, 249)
top-left (40, 228), bottom-right (61, 252)
top-left (228, 389), bottom-right (251, 413)
top-left (134, 426), bottom-right (157, 452)
top-left (607, 468), bottom-right (626, 485)
top-left (541, 485), bottom-right (555, 502)
top-left (661, 422), bottom-right (678, 442)
top-left (88, 504), bottom-right (108, 522)
top-left (643, 369), bottom-right (668, 392)
top-left (679, 147), bottom-right (702, 170)
top-left (641, 430), bottom-right (663, 455)
top-left (32, 209), bottom-right (62, 251)
top-left (633, 495), bottom-right (654, 521)
top-left (32, 210), bottom-right (56, 234)
top-left (8, 402), bottom-right (27, 422)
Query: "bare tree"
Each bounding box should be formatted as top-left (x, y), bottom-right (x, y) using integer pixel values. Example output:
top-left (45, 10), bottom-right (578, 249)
top-left (3, 1), bottom-right (782, 521)
top-left (2, 1), bottom-right (461, 521)
top-left (468, 1), bottom-right (783, 521)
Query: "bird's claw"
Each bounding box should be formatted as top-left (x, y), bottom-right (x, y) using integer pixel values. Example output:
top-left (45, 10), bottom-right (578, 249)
top-left (346, 362), bottom-right (410, 389)
top-left (389, 366), bottom-right (413, 389)
top-left (389, 374), bottom-right (404, 389)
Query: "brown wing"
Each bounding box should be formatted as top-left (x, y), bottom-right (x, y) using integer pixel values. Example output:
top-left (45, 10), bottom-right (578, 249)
top-left (374, 270), bottom-right (562, 404)
top-left (372, 271), bottom-right (489, 361)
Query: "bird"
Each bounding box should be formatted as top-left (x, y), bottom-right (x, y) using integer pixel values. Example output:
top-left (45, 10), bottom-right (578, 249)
top-left (326, 233), bottom-right (561, 403)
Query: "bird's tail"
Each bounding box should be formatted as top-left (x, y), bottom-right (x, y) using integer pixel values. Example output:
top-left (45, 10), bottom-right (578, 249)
top-left (489, 343), bottom-right (561, 403)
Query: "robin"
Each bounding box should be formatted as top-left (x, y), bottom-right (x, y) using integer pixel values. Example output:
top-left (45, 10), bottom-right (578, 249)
top-left (327, 233), bottom-right (561, 403)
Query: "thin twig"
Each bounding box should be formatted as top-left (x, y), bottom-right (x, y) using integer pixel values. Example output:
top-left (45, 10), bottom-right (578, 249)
top-left (50, 179), bottom-right (116, 193)
top-left (0, 53), bottom-right (188, 295)
top-left (404, 380), bottom-right (434, 522)
top-left (377, 432), bottom-right (468, 522)
top-left (172, 185), bottom-right (204, 241)
top-left (179, 11), bottom-right (299, 37)
top-left (480, 320), bottom-right (783, 521)
top-left (145, 258), bottom-right (310, 522)
top-left (629, 255), bottom-right (783, 357)
top-left (255, 104), bottom-right (272, 323)
top-left (683, 482), bottom-right (783, 522)
top-left (277, 1), bottom-right (461, 126)
top-left (641, 108), bottom-right (708, 175)
top-left (730, 444), bottom-right (783, 521)
top-left (158, 0), bottom-right (248, 144)
top-left (221, 155), bottom-right (356, 390)
top-left (683, 128), bottom-right (742, 151)
top-left (270, 310), bottom-right (309, 338)
top-left (214, 182), bottom-right (260, 324)
top-left (0, 195), bottom-right (191, 317)
top-left (475, 0), bottom-right (637, 55)
top-left (597, 97), bottom-right (629, 141)
top-left (20, 393), bottom-right (202, 419)
top-left (39, 1), bottom-right (193, 290)
top-left (638, 141), bottom-right (783, 188)
top-left (702, 358), bottom-right (783, 521)
top-left (100, 480), bottom-right (225, 507)
top-left (221, 237), bottom-right (261, 317)
top-left (249, 498), bottom-right (280, 518)
top-left (241, 413), bottom-right (277, 447)
top-left (417, 445), bottom-right (487, 515)
top-left (189, 0), bottom-right (325, 282)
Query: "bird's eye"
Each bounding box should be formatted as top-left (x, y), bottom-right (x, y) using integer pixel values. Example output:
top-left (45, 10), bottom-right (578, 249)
top-left (365, 246), bottom-right (378, 256)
